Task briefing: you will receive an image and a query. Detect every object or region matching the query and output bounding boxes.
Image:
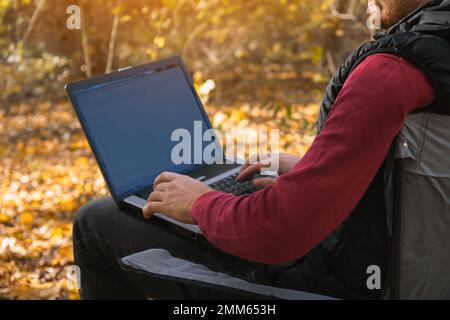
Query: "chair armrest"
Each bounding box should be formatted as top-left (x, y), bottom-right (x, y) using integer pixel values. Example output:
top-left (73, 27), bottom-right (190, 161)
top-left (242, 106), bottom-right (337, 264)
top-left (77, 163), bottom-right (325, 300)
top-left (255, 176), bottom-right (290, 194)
top-left (120, 249), bottom-right (336, 300)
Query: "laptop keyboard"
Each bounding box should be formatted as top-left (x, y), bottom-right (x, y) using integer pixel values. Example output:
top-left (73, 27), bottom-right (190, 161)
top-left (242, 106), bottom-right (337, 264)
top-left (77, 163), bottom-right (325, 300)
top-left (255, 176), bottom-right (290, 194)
top-left (208, 172), bottom-right (260, 196)
top-left (139, 172), bottom-right (260, 199)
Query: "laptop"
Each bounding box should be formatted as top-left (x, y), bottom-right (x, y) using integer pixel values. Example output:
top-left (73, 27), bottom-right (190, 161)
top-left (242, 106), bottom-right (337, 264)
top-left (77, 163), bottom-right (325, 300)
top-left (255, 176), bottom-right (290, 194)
top-left (66, 56), bottom-right (260, 236)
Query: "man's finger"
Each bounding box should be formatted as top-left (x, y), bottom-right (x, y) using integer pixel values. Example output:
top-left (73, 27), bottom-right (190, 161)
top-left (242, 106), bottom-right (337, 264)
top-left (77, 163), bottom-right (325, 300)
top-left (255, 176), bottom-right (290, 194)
top-left (154, 172), bottom-right (178, 187)
top-left (237, 163), bottom-right (261, 182)
top-left (142, 201), bottom-right (166, 219)
top-left (237, 160), bottom-right (271, 182)
top-left (153, 182), bottom-right (169, 192)
top-left (240, 154), bottom-right (271, 176)
top-left (148, 191), bottom-right (164, 202)
top-left (239, 163), bottom-right (252, 173)
top-left (253, 177), bottom-right (277, 187)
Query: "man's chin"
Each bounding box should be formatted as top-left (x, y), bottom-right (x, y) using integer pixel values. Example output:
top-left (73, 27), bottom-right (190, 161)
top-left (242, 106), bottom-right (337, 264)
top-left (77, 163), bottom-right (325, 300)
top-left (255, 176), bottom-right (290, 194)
top-left (380, 20), bottom-right (390, 29)
top-left (379, 13), bottom-right (400, 30)
top-left (380, 17), bottom-right (402, 29)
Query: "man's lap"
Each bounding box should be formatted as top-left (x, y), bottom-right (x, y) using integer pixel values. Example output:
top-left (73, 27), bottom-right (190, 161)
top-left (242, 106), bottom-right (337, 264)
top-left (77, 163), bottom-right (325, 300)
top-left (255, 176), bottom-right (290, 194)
top-left (72, 197), bottom-right (267, 299)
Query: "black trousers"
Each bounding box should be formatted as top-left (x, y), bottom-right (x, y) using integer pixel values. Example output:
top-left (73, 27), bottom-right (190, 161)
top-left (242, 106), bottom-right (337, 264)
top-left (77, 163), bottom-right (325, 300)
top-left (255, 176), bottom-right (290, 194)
top-left (72, 197), bottom-right (316, 299)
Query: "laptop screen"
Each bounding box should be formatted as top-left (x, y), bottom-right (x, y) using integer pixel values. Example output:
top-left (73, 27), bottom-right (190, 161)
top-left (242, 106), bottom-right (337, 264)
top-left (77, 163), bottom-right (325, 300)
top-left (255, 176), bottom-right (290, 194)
top-left (71, 65), bottom-right (217, 199)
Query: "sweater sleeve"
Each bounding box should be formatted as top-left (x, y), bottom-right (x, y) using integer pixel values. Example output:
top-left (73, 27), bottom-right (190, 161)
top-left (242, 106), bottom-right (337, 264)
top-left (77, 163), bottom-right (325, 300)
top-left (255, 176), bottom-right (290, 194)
top-left (192, 53), bottom-right (435, 264)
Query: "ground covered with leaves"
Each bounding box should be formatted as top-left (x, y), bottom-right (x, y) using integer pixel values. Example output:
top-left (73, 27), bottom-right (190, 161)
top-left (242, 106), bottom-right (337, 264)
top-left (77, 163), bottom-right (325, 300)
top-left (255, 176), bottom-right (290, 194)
top-left (0, 101), bottom-right (318, 299)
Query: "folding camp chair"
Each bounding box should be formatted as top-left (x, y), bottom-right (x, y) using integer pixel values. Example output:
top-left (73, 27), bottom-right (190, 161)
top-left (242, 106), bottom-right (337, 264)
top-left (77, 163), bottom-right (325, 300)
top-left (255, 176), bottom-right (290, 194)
top-left (120, 248), bottom-right (335, 300)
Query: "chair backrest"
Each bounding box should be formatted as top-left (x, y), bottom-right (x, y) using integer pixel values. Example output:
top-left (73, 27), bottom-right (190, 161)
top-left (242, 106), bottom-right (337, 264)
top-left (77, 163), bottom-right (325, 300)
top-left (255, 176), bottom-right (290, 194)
top-left (391, 112), bottom-right (450, 299)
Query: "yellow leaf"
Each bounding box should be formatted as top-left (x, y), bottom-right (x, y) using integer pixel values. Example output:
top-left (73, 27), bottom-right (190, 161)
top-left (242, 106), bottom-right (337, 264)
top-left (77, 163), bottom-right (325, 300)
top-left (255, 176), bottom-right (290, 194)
top-left (60, 195), bottom-right (77, 212)
top-left (75, 157), bottom-right (89, 167)
top-left (154, 36), bottom-right (165, 49)
top-left (120, 15), bottom-right (131, 23)
top-left (0, 213), bottom-right (10, 223)
top-left (19, 212), bottom-right (33, 225)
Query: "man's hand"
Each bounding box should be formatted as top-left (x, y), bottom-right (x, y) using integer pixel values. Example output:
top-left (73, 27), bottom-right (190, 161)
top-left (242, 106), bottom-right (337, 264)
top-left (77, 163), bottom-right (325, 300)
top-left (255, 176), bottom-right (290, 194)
top-left (143, 172), bottom-right (213, 224)
top-left (237, 153), bottom-right (301, 187)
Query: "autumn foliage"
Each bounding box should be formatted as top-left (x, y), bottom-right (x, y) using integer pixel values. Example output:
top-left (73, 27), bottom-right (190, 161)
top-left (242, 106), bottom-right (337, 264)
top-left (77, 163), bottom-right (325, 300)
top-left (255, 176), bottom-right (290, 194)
top-left (0, 0), bottom-right (370, 299)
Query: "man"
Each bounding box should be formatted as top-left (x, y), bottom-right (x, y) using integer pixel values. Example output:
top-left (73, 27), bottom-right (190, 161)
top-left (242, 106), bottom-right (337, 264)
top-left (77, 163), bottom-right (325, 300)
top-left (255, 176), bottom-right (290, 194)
top-left (73, 0), bottom-right (450, 299)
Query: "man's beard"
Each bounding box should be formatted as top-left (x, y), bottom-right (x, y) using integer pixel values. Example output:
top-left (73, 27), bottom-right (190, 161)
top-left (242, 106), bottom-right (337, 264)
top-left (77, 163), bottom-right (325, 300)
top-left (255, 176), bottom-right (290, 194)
top-left (373, 0), bottom-right (425, 29)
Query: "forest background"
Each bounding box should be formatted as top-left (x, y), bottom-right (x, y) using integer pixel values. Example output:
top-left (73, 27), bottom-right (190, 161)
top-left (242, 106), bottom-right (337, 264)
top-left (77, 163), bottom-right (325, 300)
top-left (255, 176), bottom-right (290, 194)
top-left (0, 0), bottom-right (372, 299)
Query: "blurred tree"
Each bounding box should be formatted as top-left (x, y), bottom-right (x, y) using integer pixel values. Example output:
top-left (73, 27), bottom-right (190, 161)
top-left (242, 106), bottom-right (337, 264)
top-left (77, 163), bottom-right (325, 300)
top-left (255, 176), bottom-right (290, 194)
top-left (1, 0), bottom-right (371, 108)
top-left (0, 0), bottom-right (375, 300)
top-left (1, 0), bottom-right (70, 114)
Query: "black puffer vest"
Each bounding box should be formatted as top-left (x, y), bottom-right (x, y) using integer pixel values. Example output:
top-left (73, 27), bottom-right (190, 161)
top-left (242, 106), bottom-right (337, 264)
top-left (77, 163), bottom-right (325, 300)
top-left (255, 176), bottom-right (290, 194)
top-left (305, 0), bottom-right (450, 299)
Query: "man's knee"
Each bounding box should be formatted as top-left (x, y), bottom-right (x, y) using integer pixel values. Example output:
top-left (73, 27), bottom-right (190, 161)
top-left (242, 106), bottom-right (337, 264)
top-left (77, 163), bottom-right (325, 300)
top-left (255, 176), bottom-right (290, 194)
top-left (72, 197), bottom-right (119, 243)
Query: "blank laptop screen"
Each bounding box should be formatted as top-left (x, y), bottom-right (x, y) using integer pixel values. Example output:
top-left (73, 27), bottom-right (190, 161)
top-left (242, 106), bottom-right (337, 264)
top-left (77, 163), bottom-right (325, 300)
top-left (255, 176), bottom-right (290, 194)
top-left (71, 66), bottom-right (214, 198)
